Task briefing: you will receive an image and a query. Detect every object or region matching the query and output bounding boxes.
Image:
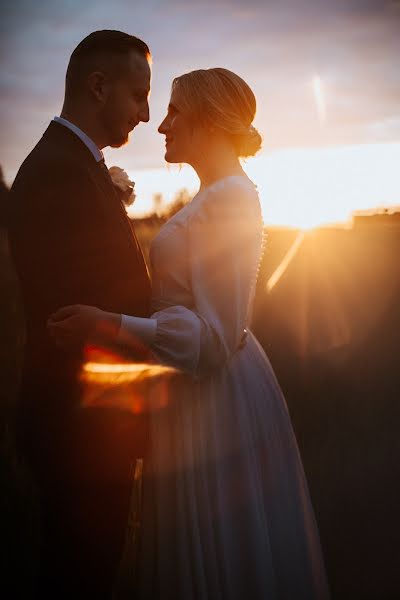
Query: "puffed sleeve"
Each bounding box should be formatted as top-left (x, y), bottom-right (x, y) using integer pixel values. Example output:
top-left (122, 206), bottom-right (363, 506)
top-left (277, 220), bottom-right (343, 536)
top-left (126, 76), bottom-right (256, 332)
top-left (150, 180), bottom-right (262, 376)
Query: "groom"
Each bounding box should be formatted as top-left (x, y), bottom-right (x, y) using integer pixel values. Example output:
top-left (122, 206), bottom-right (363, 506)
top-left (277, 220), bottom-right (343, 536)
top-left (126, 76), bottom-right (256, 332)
top-left (7, 31), bottom-right (152, 598)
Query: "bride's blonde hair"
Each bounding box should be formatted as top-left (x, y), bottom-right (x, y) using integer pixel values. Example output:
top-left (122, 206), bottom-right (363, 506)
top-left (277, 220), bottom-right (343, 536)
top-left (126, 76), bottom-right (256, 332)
top-left (172, 68), bottom-right (262, 158)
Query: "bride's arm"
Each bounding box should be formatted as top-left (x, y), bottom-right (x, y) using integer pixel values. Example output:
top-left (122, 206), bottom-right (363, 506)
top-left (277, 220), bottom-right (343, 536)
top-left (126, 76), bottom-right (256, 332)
top-left (117, 314), bottom-right (156, 345)
top-left (47, 305), bottom-right (156, 348)
top-left (147, 181), bottom-right (262, 375)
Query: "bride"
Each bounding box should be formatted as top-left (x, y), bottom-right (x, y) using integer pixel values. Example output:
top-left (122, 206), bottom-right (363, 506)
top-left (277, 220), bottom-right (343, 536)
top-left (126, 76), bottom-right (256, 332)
top-left (48, 67), bottom-right (330, 599)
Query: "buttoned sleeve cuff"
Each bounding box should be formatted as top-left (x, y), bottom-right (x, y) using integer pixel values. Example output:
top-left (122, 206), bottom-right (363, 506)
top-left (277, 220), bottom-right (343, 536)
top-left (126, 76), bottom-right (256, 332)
top-left (117, 314), bottom-right (157, 346)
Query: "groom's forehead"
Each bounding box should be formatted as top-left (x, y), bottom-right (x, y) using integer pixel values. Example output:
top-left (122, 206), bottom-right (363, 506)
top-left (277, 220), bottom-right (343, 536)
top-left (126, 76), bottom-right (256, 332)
top-left (122, 51), bottom-right (150, 77)
top-left (106, 52), bottom-right (151, 91)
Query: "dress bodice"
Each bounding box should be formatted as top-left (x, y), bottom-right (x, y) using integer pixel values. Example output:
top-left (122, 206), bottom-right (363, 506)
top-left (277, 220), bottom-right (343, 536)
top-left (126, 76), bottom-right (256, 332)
top-left (149, 198), bottom-right (195, 312)
top-left (150, 176), bottom-right (263, 311)
top-left (148, 175), bottom-right (264, 376)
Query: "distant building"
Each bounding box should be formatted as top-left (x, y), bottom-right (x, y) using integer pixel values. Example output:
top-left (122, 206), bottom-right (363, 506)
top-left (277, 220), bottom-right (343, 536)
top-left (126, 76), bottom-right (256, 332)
top-left (352, 207), bottom-right (400, 228)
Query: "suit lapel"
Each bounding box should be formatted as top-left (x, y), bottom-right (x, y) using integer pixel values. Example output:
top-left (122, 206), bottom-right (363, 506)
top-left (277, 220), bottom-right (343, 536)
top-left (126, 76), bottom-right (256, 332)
top-left (44, 121), bottom-right (148, 270)
top-left (89, 159), bottom-right (148, 270)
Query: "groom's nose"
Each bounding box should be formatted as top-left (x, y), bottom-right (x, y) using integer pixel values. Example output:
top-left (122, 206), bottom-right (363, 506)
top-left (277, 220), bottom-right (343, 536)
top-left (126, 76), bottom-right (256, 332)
top-left (139, 101), bottom-right (150, 123)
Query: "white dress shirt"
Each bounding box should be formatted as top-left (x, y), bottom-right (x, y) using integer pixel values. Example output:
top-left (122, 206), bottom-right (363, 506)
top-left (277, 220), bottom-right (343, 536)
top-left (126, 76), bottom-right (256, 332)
top-left (53, 116), bottom-right (103, 162)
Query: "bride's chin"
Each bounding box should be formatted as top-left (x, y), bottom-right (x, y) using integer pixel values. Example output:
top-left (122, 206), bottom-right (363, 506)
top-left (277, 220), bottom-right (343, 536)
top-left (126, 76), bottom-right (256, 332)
top-left (164, 152), bottom-right (177, 164)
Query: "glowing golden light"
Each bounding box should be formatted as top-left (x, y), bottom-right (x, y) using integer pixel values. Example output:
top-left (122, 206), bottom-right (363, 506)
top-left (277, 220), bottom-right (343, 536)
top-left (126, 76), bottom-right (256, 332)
top-left (82, 361), bottom-right (177, 383)
top-left (127, 143), bottom-right (400, 231)
top-left (79, 346), bottom-right (178, 413)
top-left (264, 229), bottom-right (358, 357)
top-left (267, 231), bottom-right (305, 292)
top-left (312, 75), bottom-right (326, 125)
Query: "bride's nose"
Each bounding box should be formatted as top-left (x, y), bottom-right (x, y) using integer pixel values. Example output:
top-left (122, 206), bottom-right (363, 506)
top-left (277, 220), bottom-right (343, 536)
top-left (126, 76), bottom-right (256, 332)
top-left (158, 116), bottom-right (168, 134)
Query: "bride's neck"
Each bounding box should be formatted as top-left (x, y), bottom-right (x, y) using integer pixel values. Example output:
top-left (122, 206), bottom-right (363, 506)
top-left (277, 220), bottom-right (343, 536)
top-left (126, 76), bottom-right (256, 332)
top-left (193, 147), bottom-right (245, 190)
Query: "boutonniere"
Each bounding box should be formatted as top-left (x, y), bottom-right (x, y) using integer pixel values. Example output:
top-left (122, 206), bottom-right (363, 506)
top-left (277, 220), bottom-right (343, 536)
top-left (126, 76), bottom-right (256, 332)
top-left (108, 166), bottom-right (136, 207)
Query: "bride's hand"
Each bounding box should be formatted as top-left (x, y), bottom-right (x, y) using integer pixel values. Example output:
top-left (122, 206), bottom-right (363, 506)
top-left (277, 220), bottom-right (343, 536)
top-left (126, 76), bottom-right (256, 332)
top-left (47, 304), bottom-right (121, 349)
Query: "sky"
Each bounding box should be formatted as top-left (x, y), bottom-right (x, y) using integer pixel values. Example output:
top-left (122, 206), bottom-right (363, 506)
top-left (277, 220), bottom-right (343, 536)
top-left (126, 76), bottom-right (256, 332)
top-left (1, 0), bottom-right (400, 227)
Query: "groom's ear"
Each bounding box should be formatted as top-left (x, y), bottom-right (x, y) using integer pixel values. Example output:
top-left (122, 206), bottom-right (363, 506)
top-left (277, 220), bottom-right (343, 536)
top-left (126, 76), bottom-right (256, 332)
top-left (88, 71), bottom-right (110, 104)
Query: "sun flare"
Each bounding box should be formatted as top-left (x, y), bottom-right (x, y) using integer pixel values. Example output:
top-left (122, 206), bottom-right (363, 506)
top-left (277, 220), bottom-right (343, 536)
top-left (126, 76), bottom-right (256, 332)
top-left (312, 75), bottom-right (326, 125)
top-left (127, 143), bottom-right (400, 231)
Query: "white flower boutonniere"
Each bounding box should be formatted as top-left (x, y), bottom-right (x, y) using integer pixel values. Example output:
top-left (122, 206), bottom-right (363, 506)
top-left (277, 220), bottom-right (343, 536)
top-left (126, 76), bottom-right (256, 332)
top-left (108, 166), bottom-right (136, 207)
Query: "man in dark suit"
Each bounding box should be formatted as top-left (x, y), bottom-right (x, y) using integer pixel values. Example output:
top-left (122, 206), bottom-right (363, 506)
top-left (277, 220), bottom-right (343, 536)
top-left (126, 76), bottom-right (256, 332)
top-left (7, 30), bottom-right (152, 598)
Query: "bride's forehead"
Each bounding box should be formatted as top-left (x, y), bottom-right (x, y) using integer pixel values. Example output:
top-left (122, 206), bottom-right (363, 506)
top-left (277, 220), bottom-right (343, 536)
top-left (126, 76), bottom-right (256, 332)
top-left (168, 86), bottom-right (191, 114)
top-left (170, 87), bottom-right (182, 105)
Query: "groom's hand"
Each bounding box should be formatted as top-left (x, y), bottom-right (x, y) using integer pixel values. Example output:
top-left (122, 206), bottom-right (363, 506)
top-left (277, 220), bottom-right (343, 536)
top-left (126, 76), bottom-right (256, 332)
top-left (47, 304), bottom-right (121, 350)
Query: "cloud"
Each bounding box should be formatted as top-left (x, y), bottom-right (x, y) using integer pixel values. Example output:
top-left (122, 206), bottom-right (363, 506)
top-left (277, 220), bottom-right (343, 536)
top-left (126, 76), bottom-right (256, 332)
top-left (1, 0), bottom-right (399, 182)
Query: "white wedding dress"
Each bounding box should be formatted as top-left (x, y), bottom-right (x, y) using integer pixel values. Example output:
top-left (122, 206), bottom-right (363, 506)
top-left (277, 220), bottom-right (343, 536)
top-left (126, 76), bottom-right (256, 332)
top-left (123, 176), bottom-right (329, 599)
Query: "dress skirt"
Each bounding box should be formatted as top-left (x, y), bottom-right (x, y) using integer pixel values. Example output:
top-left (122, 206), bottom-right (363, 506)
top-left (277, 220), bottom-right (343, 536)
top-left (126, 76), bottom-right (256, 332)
top-left (136, 332), bottom-right (330, 600)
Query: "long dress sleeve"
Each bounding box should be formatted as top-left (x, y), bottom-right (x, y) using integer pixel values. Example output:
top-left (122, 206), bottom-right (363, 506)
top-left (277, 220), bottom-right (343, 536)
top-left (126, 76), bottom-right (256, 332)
top-left (150, 179), bottom-right (263, 376)
top-left (117, 314), bottom-right (157, 345)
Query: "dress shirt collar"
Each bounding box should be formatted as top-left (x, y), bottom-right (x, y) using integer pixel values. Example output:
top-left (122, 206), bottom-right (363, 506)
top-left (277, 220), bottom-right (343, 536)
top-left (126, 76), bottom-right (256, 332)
top-left (53, 116), bottom-right (104, 162)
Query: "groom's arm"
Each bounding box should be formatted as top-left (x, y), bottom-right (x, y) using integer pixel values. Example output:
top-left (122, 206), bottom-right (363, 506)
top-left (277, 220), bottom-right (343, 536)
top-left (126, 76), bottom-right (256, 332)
top-left (9, 161), bottom-right (108, 327)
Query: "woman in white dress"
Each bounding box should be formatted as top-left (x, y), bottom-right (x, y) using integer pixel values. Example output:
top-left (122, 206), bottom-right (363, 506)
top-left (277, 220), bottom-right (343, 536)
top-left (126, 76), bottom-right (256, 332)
top-left (49, 68), bottom-right (330, 599)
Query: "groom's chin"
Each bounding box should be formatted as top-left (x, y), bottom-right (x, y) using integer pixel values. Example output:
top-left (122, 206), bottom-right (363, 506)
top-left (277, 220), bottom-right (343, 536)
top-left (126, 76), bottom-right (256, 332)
top-left (109, 135), bottom-right (129, 149)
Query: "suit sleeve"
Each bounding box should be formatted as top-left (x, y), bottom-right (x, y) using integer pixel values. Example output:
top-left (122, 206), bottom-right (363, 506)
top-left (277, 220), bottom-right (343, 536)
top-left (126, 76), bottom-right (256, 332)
top-left (9, 164), bottom-right (106, 322)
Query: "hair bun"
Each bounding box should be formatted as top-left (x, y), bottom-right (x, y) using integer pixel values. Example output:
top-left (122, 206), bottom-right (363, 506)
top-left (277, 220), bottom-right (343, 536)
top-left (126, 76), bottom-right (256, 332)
top-left (234, 125), bottom-right (262, 158)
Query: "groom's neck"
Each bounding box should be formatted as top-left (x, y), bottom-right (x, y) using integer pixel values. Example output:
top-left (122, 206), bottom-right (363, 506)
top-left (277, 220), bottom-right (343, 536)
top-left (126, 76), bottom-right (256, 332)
top-left (59, 107), bottom-right (105, 150)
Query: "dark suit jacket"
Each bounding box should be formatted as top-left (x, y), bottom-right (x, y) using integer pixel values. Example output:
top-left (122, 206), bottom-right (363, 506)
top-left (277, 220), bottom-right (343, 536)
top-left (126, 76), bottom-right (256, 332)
top-left (7, 121), bottom-right (152, 488)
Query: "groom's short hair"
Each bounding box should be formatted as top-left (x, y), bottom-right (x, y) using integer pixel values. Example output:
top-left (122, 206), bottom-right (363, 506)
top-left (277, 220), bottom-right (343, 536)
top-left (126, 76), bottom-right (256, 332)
top-left (65, 30), bottom-right (151, 99)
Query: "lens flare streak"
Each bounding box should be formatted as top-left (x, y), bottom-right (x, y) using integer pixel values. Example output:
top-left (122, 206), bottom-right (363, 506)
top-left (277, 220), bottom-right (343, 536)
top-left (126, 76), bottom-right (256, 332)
top-left (267, 231), bottom-right (305, 292)
top-left (312, 75), bottom-right (326, 125)
top-left (81, 361), bottom-right (177, 384)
